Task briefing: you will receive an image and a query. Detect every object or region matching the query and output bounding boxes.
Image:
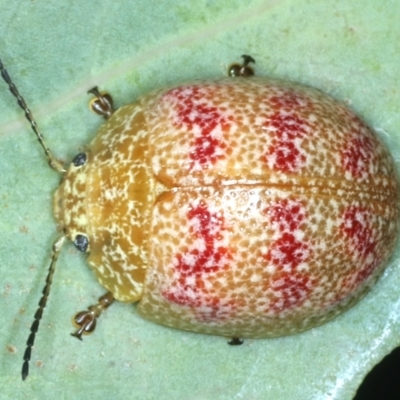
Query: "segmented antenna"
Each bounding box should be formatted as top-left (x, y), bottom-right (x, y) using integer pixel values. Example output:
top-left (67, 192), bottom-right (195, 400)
top-left (0, 58), bottom-right (65, 173)
top-left (22, 235), bottom-right (66, 381)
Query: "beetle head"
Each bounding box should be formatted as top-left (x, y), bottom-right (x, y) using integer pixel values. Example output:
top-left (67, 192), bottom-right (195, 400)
top-left (54, 151), bottom-right (91, 253)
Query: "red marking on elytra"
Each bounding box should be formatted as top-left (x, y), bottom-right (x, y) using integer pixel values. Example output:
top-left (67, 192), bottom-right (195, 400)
top-left (269, 271), bottom-right (315, 312)
top-left (268, 198), bottom-right (307, 232)
top-left (341, 206), bottom-right (377, 259)
top-left (164, 281), bottom-right (236, 322)
top-left (162, 203), bottom-right (233, 321)
top-left (163, 274), bottom-right (205, 307)
top-left (263, 199), bottom-right (316, 312)
top-left (174, 246), bottom-right (231, 275)
top-left (327, 206), bottom-right (382, 306)
top-left (268, 113), bottom-right (309, 139)
top-left (341, 133), bottom-right (375, 178)
top-left (174, 204), bottom-right (231, 274)
top-left (264, 232), bottom-right (310, 269)
top-left (341, 206), bottom-right (380, 286)
top-left (164, 86), bottom-right (231, 167)
top-left (266, 140), bottom-right (307, 174)
top-left (262, 109), bottom-right (311, 173)
top-left (270, 90), bottom-right (313, 110)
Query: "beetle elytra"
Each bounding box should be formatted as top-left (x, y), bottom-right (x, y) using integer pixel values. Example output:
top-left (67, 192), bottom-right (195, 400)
top-left (1, 55), bottom-right (399, 380)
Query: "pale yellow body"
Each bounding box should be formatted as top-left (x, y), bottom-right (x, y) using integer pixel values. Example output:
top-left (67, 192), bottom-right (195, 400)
top-left (54, 78), bottom-right (399, 338)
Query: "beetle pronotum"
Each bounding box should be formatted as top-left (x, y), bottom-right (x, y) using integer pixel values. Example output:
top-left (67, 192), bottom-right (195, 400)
top-left (1, 55), bottom-right (399, 380)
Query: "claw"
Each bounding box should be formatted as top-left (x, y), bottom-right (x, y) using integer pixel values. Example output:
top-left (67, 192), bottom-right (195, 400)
top-left (88, 87), bottom-right (114, 119)
top-left (71, 292), bottom-right (114, 339)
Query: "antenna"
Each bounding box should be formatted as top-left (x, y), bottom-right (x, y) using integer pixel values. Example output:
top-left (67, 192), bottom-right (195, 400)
top-left (22, 235), bottom-right (66, 380)
top-left (0, 58), bottom-right (65, 173)
top-left (0, 58), bottom-right (68, 379)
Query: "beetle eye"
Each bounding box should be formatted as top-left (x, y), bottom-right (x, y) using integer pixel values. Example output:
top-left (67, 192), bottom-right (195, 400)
top-left (73, 234), bottom-right (89, 252)
top-left (72, 152), bottom-right (87, 167)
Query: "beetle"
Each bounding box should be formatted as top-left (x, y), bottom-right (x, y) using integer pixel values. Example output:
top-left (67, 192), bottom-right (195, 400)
top-left (1, 55), bottom-right (399, 380)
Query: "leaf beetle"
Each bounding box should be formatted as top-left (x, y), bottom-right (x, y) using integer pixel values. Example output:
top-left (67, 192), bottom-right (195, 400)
top-left (1, 55), bottom-right (399, 380)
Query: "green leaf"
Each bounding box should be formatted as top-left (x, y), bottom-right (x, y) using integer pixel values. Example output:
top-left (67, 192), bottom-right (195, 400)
top-left (1, 1), bottom-right (400, 398)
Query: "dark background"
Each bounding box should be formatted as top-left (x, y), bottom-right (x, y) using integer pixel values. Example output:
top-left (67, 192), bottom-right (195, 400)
top-left (354, 346), bottom-right (400, 399)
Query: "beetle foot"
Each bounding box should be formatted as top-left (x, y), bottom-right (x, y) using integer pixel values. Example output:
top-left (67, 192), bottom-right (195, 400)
top-left (88, 86), bottom-right (114, 119)
top-left (228, 55), bottom-right (255, 77)
top-left (228, 337), bottom-right (244, 345)
top-left (71, 292), bottom-right (114, 340)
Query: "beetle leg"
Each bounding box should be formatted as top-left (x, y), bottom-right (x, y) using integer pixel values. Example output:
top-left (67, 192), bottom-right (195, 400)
top-left (71, 291), bottom-right (115, 340)
top-left (228, 337), bottom-right (244, 346)
top-left (228, 55), bottom-right (255, 77)
top-left (88, 86), bottom-right (114, 119)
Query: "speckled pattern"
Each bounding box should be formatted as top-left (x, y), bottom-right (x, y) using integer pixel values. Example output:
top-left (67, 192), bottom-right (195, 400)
top-left (54, 77), bottom-right (400, 338)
